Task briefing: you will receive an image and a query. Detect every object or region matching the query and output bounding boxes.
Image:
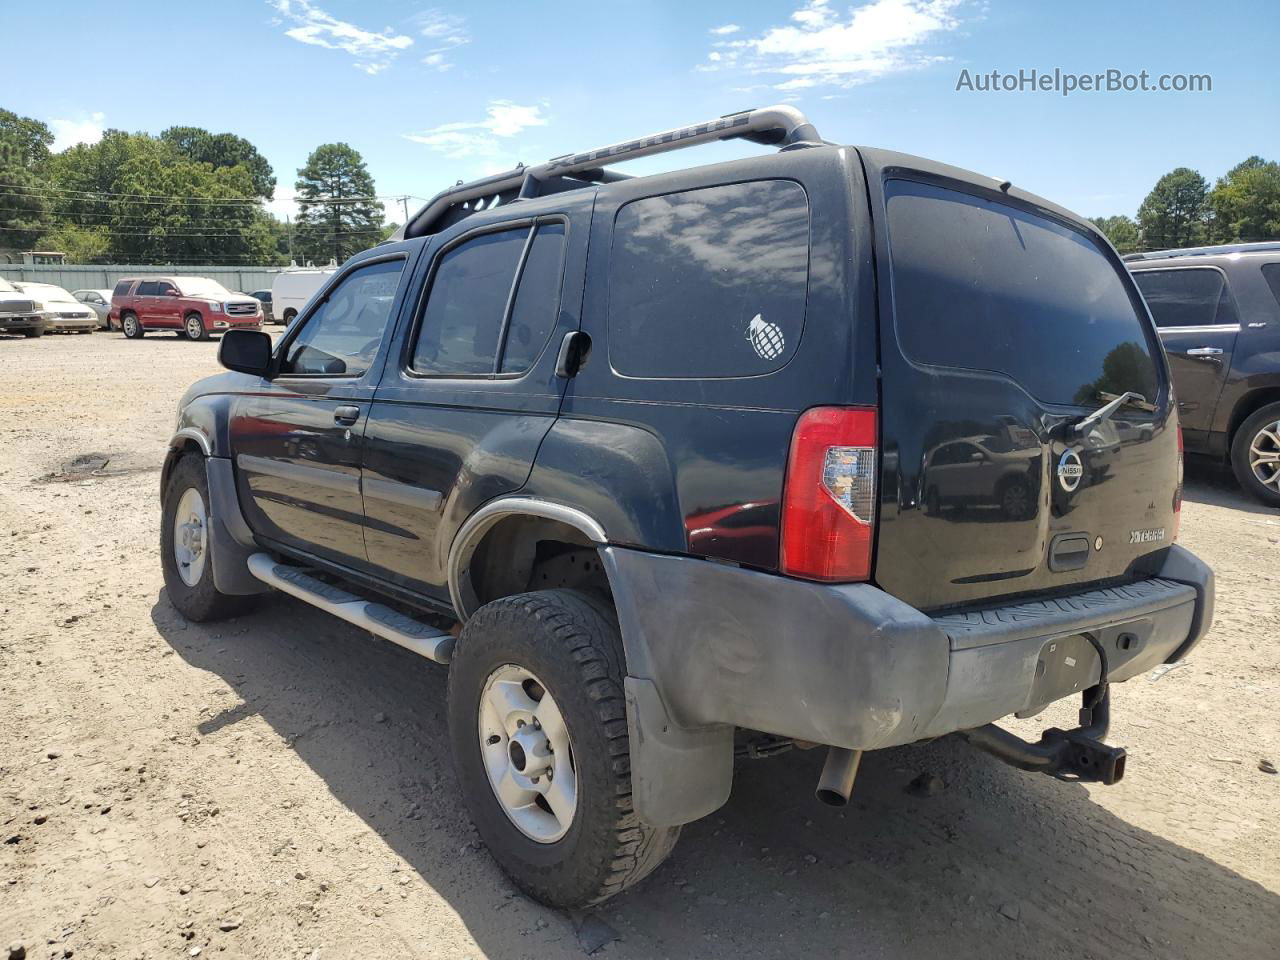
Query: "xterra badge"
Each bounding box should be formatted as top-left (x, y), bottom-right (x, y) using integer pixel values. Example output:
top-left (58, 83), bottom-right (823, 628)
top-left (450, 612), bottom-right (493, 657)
top-left (1129, 527), bottom-right (1166, 544)
top-left (1057, 448), bottom-right (1083, 492)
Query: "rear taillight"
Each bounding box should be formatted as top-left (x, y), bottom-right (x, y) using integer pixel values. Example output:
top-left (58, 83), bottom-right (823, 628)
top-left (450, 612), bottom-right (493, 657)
top-left (1173, 424), bottom-right (1184, 540)
top-left (780, 407), bottom-right (878, 582)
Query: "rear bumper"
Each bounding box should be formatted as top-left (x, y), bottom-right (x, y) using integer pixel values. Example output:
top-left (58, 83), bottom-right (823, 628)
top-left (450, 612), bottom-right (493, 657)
top-left (604, 542), bottom-right (1212, 824)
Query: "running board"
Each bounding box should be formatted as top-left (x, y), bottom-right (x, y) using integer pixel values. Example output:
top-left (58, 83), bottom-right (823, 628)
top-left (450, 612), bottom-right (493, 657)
top-left (247, 553), bottom-right (455, 664)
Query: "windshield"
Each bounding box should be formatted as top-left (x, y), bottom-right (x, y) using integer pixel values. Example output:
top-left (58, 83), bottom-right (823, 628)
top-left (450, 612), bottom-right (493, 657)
top-left (886, 179), bottom-right (1160, 409)
top-left (0, 277), bottom-right (17, 293)
top-left (177, 278), bottom-right (233, 299)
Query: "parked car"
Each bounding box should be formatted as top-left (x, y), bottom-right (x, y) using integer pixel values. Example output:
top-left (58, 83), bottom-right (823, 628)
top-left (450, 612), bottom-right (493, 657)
top-left (73, 288), bottom-right (117, 330)
top-left (109, 276), bottom-right (262, 340)
top-left (0, 275), bottom-right (48, 337)
top-left (159, 106), bottom-right (1213, 910)
top-left (12, 282), bottom-right (97, 333)
top-left (1127, 242), bottom-right (1280, 505)
top-left (247, 289), bottom-right (276, 324)
top-left (271, 268), bottom-right (335, 326)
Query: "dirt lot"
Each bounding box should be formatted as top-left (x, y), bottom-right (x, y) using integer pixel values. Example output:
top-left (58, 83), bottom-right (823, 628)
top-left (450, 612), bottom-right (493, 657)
top-left (1, 331), bottom-right (1277, 960)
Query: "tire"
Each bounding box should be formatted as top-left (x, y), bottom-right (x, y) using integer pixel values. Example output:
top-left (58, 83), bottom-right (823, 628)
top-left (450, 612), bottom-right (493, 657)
top-left (447, 589), bottom-right (680, 908)
top-left (121, 312), bottom-right (144, 339)
top-left (282, 309), bottom-right (297, 326)
top-left (184, 312), bottom-right (209, 341)
top-left (22, 328), bottom-right (43, 338)
top-left (1230, 402), bottom-right (1280, 507)
top-left (160, 455), bottom-right (254, 621)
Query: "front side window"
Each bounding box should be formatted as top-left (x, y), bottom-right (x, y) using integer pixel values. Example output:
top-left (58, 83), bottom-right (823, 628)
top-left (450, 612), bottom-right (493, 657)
top-left (608, 180), bottom-right (810, 379)
top-left (1131, 268), bottom-right (1237, 328)
top-left (411, 222), bottom-right (566, 377)
top-left (156, 281), bottom-right (178, 297)
top-left (1260, 263), bottom-right (1280, 311)
top-left (281, 258), bottom-right (405, 377)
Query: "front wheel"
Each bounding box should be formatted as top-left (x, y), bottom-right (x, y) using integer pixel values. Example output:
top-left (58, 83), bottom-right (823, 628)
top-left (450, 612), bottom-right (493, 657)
top-left (121, 313), bottom-right (144, 339)
top-left (160, 455), bottom-right (253, 621)
top-left (447, 589), bottom-right (679, 908)
top-left (22, 328), bottom-right (43, 338)
top-left (184, 313), bottom-right (209, 341)
top-left (1231, 402), bottom-right (1280, 506)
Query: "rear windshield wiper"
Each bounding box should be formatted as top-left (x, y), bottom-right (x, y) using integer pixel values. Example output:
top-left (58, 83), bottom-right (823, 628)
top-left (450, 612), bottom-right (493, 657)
top-left (1072, 391), bottom-right (1153, 436)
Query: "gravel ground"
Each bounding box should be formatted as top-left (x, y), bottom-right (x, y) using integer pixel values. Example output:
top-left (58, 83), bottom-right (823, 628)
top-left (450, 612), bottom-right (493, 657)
top-left (1, 331), bottom-right (1277, 960)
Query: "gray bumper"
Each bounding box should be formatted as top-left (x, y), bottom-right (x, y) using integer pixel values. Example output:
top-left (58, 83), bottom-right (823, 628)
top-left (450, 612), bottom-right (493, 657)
top-left (603, 543), bottom-right (1213, 826)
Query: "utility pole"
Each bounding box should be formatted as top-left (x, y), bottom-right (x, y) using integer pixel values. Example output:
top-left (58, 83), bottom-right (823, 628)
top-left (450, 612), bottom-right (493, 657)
top-left (401, 196), bottom-right (409, 225)
top-left (286, 214), bottom-right (294, 263)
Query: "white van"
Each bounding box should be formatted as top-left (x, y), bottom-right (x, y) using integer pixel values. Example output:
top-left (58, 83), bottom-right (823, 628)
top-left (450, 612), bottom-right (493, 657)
top-left (271, 268), bottom-right (336, 326)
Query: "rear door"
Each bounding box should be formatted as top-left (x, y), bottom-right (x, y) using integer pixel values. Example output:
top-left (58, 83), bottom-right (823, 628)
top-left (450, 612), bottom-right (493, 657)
top-left (865, 163), bottom-right (1177, 611)
top-left (133, 280), bottom-right (159, 326)
top-left (360, 192), bottom-right (589, 601)
top-left (231, 253), bottom-right (412, 569)
top-left (1130, 266), bottom-right (1240, 451)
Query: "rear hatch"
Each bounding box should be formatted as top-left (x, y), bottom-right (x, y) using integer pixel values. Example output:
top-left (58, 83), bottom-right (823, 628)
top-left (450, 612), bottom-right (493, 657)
top-left (861, 150), bottom-right (1179, 611)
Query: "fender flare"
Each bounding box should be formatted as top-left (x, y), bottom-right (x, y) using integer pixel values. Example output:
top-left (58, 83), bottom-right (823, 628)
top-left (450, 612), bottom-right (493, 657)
top-left (447, 497), bottom-right (607, 620)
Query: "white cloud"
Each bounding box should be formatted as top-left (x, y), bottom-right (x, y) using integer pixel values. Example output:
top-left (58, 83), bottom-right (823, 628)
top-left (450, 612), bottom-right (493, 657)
top-left (49, 112), bottom-right (105, 152)
top-left (403, 101), bottom-right (548, 160)
top-left (411, 9), bottom-right (469, 71)
top-left (703, 0), bottom-right (967, 89)
top-left (271, 0), bottom-right (413, 75)
top-left (710, 24), bottom-right (741, 35)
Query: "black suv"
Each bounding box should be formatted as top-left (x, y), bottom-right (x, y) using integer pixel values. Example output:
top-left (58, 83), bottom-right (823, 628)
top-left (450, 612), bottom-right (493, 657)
top-left (160, 106), bottom-right (1213, 909)
top-left (1126, 243), bottom-right (1280, 505)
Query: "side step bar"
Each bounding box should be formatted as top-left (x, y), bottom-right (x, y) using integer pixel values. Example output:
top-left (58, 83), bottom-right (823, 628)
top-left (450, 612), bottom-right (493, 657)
top-left (247, 553), bottom-right (455, 664)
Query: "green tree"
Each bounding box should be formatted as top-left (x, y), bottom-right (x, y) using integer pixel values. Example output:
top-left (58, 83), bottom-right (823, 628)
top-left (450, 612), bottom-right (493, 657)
top-left (1090, 214), bottom-right (1140, 255)
top-left (161, 126), bottom-right (276, 200)
top-left (1208, 156), bottom-right (1280, 243)
top-left (0, 108), bottom-right (54, 250)
top-left (34, 223), bottom-right (110, 263)
top-left (295, 143), bottom-right (384, 264)
top-left (1137, 167), bottom-right (1209, 250)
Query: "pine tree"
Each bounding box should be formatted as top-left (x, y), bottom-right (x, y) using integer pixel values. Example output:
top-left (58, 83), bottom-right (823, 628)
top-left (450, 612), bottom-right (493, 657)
top-left (294, 143), bottom-right (384, 264)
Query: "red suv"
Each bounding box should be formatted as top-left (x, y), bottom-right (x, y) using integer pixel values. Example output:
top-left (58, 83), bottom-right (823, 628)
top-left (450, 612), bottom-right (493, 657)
top-left (110, 276), bottom-right (263, 341)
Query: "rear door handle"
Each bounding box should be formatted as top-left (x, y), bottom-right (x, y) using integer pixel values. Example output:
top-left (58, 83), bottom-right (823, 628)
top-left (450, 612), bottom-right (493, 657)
top-left (1186, 347), bottom-right (1223, 358)
top-left (334, 405), bottom-right (360, 426)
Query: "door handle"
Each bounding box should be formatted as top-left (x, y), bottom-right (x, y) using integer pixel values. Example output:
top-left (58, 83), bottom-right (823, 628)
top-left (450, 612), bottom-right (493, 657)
top-left (333, 405), bottom-right (360, 426)
top-left (1186, 347), bottom-right (1223, 358)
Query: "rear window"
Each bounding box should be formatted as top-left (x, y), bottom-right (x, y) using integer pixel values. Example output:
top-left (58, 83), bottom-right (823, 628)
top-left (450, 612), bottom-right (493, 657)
top-left (1262, 263), bottom-right (1280, 310)
top-left (608, 180), bottom-right (809, 379)
top-left (1131, 268), bottom-right (1237, 328)
top-left (886, 179), bottom-right (1159, 407)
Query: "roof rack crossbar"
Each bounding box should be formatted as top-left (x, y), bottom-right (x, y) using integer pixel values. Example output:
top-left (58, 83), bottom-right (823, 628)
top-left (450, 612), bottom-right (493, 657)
top-left (397, 105), bottom-right (822, 240)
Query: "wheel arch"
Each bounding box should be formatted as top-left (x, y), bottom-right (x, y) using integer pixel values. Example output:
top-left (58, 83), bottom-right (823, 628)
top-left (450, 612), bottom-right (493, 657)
top-left (1227, 386), bottom-right (1280, 451)
top-left (448, 497), bottom-right (609, 621)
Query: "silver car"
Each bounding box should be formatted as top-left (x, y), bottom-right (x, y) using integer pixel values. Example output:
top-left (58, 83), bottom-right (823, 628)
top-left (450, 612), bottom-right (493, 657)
top-left (14, 282), bottom-right (98, 333)
top-left (73, 289), bottom-right (116, 330)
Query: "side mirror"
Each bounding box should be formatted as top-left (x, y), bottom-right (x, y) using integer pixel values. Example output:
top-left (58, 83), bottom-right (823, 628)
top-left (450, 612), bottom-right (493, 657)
top-left (166, 289), bottom-right (181, 297)
top-left (219, 329), bottom-right (274, 377)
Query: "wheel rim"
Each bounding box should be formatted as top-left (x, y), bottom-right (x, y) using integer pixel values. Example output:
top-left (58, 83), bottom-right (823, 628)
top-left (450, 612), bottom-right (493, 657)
top-left (478, 664), bottom-right (577, 843)
top-left (124, 316), bottom-right (136, 336)
top-left (187, 316), bottom-right (203, 339)
top-left (172, 487), bottom-right (208, 587)
top-left (1249, 420), bottom-right (1280, 491)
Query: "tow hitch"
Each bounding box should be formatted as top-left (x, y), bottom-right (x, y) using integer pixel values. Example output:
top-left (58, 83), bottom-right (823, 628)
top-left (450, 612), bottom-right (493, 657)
top-left (959, 639), bottom-right (1127, 785)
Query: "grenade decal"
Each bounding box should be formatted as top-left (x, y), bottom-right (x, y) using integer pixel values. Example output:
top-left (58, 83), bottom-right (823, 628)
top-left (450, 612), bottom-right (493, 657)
top-left (746, 314), bottom-right (785, 361)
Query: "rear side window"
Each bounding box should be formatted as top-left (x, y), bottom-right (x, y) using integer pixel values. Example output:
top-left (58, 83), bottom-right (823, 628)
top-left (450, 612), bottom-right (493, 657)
top-left (136, 280), bottom-right (159, 296)
top-left (112, 281), bottom-right (131, 297)
top-left (1131, 268), bottom-right (1237, 328)
top-left (411, 222), bottom-right (565, 377)
top-left (1261, 263), bottom-right (1280, 311)
top-left (608, 180), bottom-right (809, 379)
top-left (886, 179), bottom-right (1159, 407)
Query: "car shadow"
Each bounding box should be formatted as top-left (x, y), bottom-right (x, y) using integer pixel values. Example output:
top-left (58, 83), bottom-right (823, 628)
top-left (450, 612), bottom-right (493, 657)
top-left (153, 592), bottom-right (1280, 960)
top-left (1183, 455), bottom-right (1278, 516)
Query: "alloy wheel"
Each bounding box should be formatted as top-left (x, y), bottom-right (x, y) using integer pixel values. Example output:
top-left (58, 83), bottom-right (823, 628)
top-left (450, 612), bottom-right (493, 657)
top-left (1248, 420), bottom-right (1280, 491)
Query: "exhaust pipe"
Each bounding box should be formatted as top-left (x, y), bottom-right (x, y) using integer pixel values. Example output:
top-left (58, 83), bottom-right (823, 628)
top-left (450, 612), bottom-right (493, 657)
top-left (815, 747), bottom-right (863, 806)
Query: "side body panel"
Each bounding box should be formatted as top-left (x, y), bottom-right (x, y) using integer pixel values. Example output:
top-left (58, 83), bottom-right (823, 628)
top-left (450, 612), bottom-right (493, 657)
top-left (1206, 257), bottom-right (1280, 457)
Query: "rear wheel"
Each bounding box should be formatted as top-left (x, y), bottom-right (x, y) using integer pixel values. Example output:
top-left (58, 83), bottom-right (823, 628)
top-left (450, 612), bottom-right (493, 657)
top-left (161, 455), bottom-right (253, 621)
top-left (121, 312), bottom-right (144, 339)
top-left (447, 589), bottom-right (679, 908)
top-left (184, 312), bottom-right (209, 341)
top-left (282, 308), bottom-right (297, 326)
top-left (1231, 402), bottom-right (1280, 507)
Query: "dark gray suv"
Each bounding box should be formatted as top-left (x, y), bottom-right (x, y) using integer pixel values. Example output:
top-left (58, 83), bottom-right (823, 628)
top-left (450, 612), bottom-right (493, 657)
top-left (1127, 242), bottom-right (1280, 505)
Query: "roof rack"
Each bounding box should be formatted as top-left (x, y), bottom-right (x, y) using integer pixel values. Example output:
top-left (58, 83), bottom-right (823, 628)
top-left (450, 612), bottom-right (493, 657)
top-left (393, 105), bottom-right (823, 241)
top-left (1122, 241), bottom-right (1280, 262)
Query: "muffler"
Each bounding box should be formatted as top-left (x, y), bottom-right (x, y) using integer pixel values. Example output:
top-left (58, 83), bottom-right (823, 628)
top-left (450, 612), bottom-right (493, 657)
top-left (815, 747), bottom-right (863, 806)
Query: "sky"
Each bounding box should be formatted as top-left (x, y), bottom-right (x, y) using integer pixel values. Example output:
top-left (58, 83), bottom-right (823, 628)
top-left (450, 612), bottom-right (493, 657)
top-left (7, 0), bottom-right (1279, 224)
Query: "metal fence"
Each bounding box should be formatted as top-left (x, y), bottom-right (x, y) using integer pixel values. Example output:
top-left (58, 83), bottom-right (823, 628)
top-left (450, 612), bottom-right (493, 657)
top-left (0, 263), bottom-right (286, 293)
